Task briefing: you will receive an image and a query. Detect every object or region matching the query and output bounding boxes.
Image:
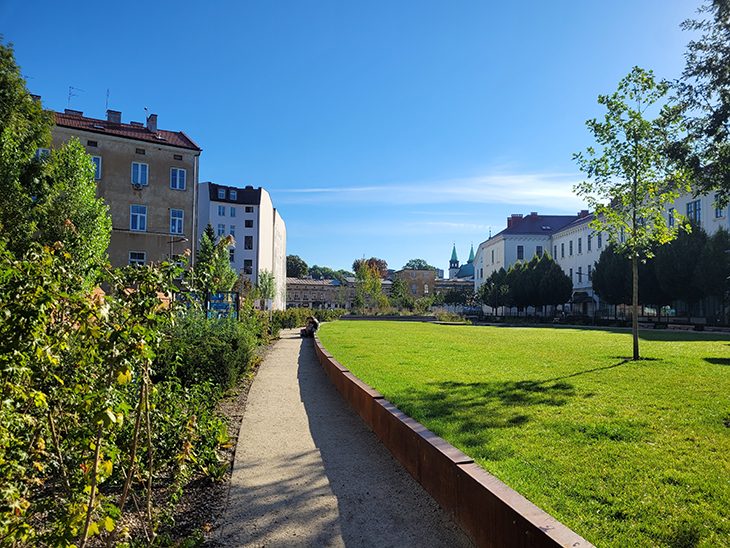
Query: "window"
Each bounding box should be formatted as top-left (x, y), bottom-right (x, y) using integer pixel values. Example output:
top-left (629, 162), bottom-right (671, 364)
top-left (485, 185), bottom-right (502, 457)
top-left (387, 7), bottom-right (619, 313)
top-left (569, 240), bottom-right (573, 255)
top-left (715, 195), bottom-right (724, 218)
top-left (131, 162), bottom-right (148, 186)
top-left (244, 236), bottom-right (253, 249)
top-left (174, 154), bottom-right (183, 161)
top-left (130, 205), bottom-right (147, 231)
top-left (554, 245), bottom-right (557, 258)
top-left (517, 245), bottom-right (524, 260)
top-left (412, 284), bottom-right (417, 294)
top-left (577, 266), bottom-right (582, 283)
top-left (245, 219), bottom-right (254, 228)
top-left (244, 259), bottom-right (253, 275)
top-left (230, 225), bottom-right (235, 238)
top-left (294, 293), bottom-right (299, 299)
top-left (230, 207), bottom-right (236, 217)
top-left (170, 168), bottom-right (186, 190)
top-left (569, 268), bottom-right (573, 281)
top-left (668, 207), bottom-right (675, 227)
top-left (136, 148), bottom-right (145, 155)
top-left (92, 156), bottom-right (101, 179)
top-left (129, 251), bottom-right (145, 266)
top-left (245, 206), bottom-right (254, 213)
top-left (424, 284), bottom-right (429, 294)
top-left (561, 243), bottom-right (565, 258)
top-left (304, 293), bottom-right (308, 299)
top-left (491, 250), bottom-right (494, 263)
top-left (217, 224), bottom-right (225, 237)
top-left (218, 205), bottom-right (226, 216)
top-left (424, 272), bottom-right (429, 278)
top-left (598, 233), bottom-right (602, 248)
top-left (87, 140), bottom-right (98, 147)
top-left (170, 209), bottom-right (184, 234)
top-left (687, 200), bottom-right (701, 223)
top-left (218, 188), bottom-right (226, 199)
top-left (411, 272), bottom-right (416, 277)
top-left (578, 238), bottom-right (582, 254)
top-left (536, 246), bottom-right (543, 258)
top-left (229, 249), bottom-right (235, 262)
top-left (230, 190), bottom-right (237, 201)
top-left (588, 264), bottom-right (592, 281)
top-left (587, 234), bottom-right (592, 251)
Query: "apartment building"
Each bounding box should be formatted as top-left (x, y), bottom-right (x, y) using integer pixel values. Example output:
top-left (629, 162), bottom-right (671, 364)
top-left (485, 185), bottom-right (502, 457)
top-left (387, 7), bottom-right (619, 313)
top-left (393, 269), bottom-right (436, 299)
top-left (198, 182), bottom-right (287, 310)
top-left (50, 107), bottom-right (201, 269)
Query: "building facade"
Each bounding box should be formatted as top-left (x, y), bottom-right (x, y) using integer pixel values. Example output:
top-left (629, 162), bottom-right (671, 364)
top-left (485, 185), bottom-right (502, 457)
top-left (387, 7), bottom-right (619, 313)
top-left (197, 182), bottom-right (287, 309)
top-left (51, 108), bottom-right (202, 269)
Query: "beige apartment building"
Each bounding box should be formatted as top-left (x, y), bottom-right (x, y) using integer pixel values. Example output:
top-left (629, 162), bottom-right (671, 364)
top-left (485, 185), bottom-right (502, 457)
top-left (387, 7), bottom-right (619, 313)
top-left (50, 107), bottom-right (202, 269)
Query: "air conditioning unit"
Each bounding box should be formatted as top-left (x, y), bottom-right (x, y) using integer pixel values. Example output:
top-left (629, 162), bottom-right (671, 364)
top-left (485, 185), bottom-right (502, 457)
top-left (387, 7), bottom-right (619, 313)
top-left (133, 182), bottom-right (142, 190)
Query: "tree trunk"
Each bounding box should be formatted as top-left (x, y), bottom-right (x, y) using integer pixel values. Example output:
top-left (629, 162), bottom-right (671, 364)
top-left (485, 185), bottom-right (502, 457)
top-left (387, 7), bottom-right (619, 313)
top-left (632, 254), bottom-right (640, 360)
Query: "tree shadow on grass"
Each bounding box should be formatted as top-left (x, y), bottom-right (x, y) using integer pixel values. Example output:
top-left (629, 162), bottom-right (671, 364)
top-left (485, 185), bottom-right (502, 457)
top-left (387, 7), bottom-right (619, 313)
top-left (704, 357), bottom-right (730, 366)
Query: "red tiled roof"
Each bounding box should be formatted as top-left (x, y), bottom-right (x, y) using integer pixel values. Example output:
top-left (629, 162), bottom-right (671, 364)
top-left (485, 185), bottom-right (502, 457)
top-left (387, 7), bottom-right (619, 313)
top-left (54, 111), bottom-right (201, 151)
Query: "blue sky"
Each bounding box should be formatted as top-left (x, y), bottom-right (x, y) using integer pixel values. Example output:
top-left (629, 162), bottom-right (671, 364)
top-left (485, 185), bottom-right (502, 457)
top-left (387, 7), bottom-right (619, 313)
top-left (3, 0), bottom-right (696, 273)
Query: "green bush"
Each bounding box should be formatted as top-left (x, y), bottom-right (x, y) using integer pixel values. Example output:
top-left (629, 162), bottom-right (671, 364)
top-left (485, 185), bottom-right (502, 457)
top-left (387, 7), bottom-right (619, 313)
top-left (154, 312), bottom-right (263, 390)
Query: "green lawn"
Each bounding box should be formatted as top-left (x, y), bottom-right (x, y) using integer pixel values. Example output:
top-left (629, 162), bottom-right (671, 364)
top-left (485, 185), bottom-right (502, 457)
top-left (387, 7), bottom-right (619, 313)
top-left (317, 322), bottom-right (730, 548)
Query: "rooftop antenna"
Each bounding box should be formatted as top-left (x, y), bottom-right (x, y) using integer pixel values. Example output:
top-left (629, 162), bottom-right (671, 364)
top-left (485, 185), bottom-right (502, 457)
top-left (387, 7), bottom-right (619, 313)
top-left (489, 228), bottom-right (492, 238)
top-left (68, 86), bottom-right (84, 109)
top-left (105, 89), bottom-right (109, 111)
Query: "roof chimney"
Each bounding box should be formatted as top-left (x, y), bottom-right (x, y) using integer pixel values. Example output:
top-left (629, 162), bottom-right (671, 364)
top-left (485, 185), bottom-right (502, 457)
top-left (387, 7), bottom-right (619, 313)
top-left (30, 94), bottom-right (41, 103)
top-left (106, 110), bottom-right (121, 124)
top-left (65, 109), bottom-right (83, 117)
top-left (579, 209), bottom-right (589, 218)
top-left (530, 211), bottom-right (538, 216)
top-left (507, 214), bottom-right (523, 228)
top-left (146, 113), bottom-right (157, 133)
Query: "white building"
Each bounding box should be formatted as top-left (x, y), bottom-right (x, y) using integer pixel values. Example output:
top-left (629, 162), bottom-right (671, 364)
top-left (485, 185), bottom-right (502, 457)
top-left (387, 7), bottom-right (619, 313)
top-left (197, 182), bottom-right (287, 310)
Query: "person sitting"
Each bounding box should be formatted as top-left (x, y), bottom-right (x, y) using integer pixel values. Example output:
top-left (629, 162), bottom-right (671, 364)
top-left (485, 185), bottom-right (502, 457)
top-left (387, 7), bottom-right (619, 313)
top-left (300, 316), bottom-right (320, 338)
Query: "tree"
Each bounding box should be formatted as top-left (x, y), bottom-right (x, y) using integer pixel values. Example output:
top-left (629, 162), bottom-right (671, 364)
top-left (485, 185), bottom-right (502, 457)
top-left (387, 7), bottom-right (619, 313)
top-left (355, 261), bottom-right (383, 308)
top-left (655, 221), bottom-right (709, 321)
top-left (286, 254), bottom-right (309, 278)
top-left (539, 262), bottom-right (573, 312)
top-left (574, 67), bottom-right (689, 360)
top-left (672, 0), bottom-right (730, 203)
top-left (403, 258), bottom-right (436, 270)
top-left (389, 276), bottom-right (413, 309)
top-left (197, 222), bottom-right (217, 267)
top-left (256, 268), bottom-right (276, 313)
top-left (352, 257), bottom-right (388, 278)
top-left (477, 268), bottom-right (510, 314)
top-left (697, 226), bottom-right (730, 322)
top-left (0, 41), bottom-right (111, 288)
top-left (309, 265), bottom-right (336, 280)
top-left (591, 243), bottom-right (632, 306)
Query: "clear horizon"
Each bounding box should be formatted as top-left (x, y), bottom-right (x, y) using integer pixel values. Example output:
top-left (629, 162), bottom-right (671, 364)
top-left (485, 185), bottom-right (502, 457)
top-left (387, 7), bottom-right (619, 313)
top-left (2, 0), bottom-right (695, 273)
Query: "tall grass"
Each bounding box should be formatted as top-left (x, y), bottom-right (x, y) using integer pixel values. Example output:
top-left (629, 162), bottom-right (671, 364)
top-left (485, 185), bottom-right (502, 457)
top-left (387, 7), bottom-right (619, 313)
top-left (318, 322), bottom-right (730, 548)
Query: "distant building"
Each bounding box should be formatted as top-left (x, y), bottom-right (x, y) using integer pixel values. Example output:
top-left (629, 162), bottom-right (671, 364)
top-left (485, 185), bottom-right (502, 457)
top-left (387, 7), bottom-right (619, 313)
top-left (198, 182), bottom-right (287, 310)
top-left (393, 269), bottom-right (435, 299)
top-left (50, 107), bottom-right (202, 269)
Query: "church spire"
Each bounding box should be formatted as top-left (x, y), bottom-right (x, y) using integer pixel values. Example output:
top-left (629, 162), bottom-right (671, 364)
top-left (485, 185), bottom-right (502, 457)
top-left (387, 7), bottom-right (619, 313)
top-left (468, 243), bottom-right (475, 264)
top-left (450, 243), bottom-right (458, 264)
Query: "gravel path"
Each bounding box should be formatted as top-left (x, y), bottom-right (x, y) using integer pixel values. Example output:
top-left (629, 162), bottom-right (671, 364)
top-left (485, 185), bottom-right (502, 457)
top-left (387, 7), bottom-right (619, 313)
top-left (216, 329), bottom-right (474, 548)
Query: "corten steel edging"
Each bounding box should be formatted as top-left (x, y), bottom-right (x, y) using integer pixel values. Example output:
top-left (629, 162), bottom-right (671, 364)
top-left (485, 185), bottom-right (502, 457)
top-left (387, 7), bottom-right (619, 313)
top-left (312, 334), bottom-right (595, 548)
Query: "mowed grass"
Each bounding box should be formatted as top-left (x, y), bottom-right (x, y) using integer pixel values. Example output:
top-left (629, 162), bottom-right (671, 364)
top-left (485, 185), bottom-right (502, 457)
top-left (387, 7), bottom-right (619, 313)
top-left (317, 322), bottom-right (730, 548)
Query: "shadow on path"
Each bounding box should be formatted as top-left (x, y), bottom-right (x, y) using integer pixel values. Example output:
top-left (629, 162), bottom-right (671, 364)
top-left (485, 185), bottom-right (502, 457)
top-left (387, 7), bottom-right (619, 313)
top-left (296, 336), bottom-right (473, 548)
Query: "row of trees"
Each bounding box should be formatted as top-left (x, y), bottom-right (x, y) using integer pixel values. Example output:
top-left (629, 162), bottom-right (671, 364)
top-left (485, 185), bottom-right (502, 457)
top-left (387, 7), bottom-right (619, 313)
top-left (476, 253), bottom-right (572, 315)
top-left (593, 224), bottom-right (730, 321)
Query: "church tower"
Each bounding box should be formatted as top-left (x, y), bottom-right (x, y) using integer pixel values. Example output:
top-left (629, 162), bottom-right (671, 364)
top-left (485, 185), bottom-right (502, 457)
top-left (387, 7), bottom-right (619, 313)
top-left (467, 243), bottom-right (475, 264)
top-left (449, 244), bottom-right (460, 279)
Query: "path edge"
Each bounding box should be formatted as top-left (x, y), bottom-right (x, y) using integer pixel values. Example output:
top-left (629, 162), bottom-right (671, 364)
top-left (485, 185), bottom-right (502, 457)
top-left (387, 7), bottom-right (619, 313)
top-left (313, 333), bottom-right (596, 548)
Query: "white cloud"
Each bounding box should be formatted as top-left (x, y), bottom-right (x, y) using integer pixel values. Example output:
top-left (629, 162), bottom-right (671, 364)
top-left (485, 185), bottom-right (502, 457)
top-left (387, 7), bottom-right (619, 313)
top-left (279, 172), bottom-right (588, 210)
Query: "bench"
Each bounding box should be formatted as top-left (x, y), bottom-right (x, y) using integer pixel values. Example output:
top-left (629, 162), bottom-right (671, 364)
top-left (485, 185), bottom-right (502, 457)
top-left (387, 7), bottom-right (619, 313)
top-left (704, 326), bottom-right (730, 333)
top-left (667, 324), bottom-right (695, 331)
top-left (637, 322), bottom-right (654, 329)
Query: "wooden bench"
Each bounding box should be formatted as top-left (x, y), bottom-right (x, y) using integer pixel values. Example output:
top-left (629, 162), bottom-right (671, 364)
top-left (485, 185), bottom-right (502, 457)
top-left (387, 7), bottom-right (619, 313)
top-left (637, 322), bottom-right (654, 329)
top-left (704, 326), bottom-right (730, 333)
top-left (667, 324), bottom-right (694, 331)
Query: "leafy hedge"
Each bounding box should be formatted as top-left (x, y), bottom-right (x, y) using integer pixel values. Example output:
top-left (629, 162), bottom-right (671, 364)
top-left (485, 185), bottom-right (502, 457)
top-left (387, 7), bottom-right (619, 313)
top-left (0, 244), bottom-right (266, 547)
top-left (271, 307), bottom-right (345, 330)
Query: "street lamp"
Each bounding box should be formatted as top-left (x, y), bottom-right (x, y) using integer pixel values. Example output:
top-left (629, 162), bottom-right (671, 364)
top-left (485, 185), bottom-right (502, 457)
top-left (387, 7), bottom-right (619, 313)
top-left (166, 237), bottom-right (188, 261)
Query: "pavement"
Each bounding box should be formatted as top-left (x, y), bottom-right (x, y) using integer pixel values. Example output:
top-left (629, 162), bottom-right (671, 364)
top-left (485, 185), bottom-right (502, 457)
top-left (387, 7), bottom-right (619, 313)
top-left (216, 329), bottom-right (474, 548)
